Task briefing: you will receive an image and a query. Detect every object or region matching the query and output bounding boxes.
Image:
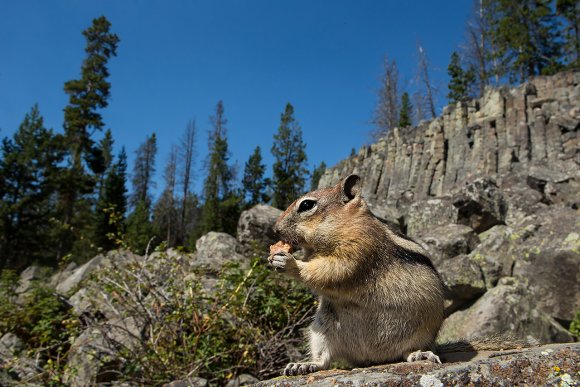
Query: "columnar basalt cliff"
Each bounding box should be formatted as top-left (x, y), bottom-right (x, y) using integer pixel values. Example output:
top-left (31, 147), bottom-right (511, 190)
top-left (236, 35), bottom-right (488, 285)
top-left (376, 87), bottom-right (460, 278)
top-left (319, 71), bottom-right (579, 209)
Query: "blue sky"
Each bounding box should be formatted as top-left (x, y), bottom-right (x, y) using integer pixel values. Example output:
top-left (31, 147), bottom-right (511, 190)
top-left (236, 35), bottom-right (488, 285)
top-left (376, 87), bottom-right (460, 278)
top-left (0, 0), bottom-right (473, 197)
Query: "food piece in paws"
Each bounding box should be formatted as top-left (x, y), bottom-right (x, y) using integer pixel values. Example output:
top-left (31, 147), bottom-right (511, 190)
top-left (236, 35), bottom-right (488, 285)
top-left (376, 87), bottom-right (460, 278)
top-left (269, 241), bottom-right (293, 256)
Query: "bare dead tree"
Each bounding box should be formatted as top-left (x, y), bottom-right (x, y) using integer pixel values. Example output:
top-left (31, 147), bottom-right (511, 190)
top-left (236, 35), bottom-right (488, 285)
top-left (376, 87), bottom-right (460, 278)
top-left (462, 0), bottom-right (499, 97)
top-left (164, 145), bottom-right (178, 244)
top-left (179, 119), bottom-right (196, 244)
top-left (416, 44), bottom-right (437, 119)
top-left (373, 56), bottom-right (399, 139)
top-left (413, 91), bottom-right (426, 124)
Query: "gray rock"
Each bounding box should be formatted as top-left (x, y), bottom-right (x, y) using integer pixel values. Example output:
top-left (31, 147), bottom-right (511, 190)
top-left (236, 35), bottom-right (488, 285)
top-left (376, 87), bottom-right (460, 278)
top-left (452, 178), bottom-right (507, 233)
top-left (225, 374), bottom-right (259, 387)
top-left (56, 250), bottom-right (142, 296)
top-left (194, 232), bottom-right (247, 272)
top-left (467, 225), bottom-right (513, 288)
top-left (15, 265), bottom-right (42, 295)
top-left (510, 206), bottom-right (580, 322)
top-left (253, 342), bottom-right (580, 387)
top-left (526, 163), bottom-right (580, 207)
top-left (438, 254), bottom-right (486, 304)
top-left (237, 205), bottom-right (282, 252)
top-left (49, 261), bottom-right (78, 288)
top-left (56, 255), bottom-right (106, 295)
top-left (406, 198), bottom-right (458, 237)
top-left (500, 171), bottom-right (547, 225)
top-left (163, 377), bottom-right (208, 387)
top-left (418, 224), bottom-right (479, 267)
top-left (438, 277), bottom-right (574, 345)
top-left (0, 333), bottom-right (24, 358)
top-left (64, 318), bottom-right (142, 387)
top-left (0, 333), bottom-right (39, 384)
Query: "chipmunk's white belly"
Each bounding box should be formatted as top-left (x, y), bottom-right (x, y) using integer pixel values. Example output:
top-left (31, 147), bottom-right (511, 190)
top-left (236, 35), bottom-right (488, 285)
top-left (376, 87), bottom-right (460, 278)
top-left (313, 297), bottom-right (416, 366)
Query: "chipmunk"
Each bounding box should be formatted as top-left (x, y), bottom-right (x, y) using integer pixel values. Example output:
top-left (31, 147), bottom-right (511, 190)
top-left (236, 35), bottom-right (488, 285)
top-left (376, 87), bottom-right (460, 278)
top-left (268, 174), bottom-right (445, 376)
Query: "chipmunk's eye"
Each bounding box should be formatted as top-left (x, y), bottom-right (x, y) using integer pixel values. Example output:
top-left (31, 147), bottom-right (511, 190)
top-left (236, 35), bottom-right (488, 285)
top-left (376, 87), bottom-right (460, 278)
top-left (297, 199), bottom-right (317, 213)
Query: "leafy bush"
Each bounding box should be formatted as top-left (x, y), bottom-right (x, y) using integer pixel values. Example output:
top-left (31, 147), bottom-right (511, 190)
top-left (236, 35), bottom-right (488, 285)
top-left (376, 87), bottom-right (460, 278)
top-left (0, 269), bottom-right (80, 385)
top-left (83, 247), bottom-right (315, 385)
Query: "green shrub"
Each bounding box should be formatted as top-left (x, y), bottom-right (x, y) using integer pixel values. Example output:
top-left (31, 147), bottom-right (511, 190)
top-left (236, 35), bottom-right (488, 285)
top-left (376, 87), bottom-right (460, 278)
top-left (86, 249), bottom-right (315, 385)
top-left (0, 269), bottom-right (80, 385)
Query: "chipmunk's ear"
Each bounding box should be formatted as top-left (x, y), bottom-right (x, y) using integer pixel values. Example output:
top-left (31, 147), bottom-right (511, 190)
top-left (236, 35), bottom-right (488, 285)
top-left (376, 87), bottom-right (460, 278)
top-left (341, 174), bottom-right (362, 203)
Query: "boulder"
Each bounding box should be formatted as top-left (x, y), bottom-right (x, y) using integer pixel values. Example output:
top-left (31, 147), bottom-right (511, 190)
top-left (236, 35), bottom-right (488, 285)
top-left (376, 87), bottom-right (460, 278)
top-left (194, 232), bottom-right (247, 272)
top-left (406, 198), bottom-right (458, 237)
top-left (56, 255), bottom-right (106, 295)
top-left (0, 333), bottom-right (37, 384)
top-left (467, 225), bottom-right (513, 288)
top-left (56, 250), bottom-right (141, 296)
top-left (49, 261), bottom-right (78, 288)
top-left (0, 333), bottom-right (24, 359)
top-left (15, 265), bottom-right (42, 296)
top-left (64, 318), bottom-right (142, 387)
top-left (452, 178), bottom-right (507, 233)
top-left (438, 254), bottom-right (486, 304)
top-left (526, 163), bottom-right (580, 208)
top-left (417, 224), bottom-right (479, 267)
top-left (510, 206), bottom-right (580, 322)
top-left (500, 172), bottom-right (547, 226)
top-left (237, 205), bottom-right (282, 252)
top-left (437, 277), bottom-right (574, 345)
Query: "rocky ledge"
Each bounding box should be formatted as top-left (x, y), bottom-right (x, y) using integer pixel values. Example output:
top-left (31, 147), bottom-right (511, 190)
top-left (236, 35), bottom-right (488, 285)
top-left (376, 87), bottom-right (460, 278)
top-left (256, 342), bottom-right (579, 386)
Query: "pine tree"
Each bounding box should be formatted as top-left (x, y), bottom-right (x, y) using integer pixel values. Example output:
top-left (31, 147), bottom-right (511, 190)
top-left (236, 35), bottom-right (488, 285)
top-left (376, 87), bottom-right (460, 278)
top-left (0, 106), bottom-right (63, 269)
top-left (557, 0), bottom-right (580, 69)
top-left (242, 146), bottom-right (267, 206)
top-left (486, 0), bottom-right (562, 82)
top-left (126, 134), bottom-right (157, 253)
top-left (271, 103), bottom-right (309, 209)
top-left (447, 52), bottom-right (476, 104)
top-left (95, 148), bottom-right (128, 251)
top-left (398, 92), bottom-right (413, 127)
top-left (153, 146), bottom-right (179, 247)
top-left (131, 133), bottom-right (157, 210)
top-left (126, 200), bottom-right (156, 255)
top-left (97, 129), bottom-right (115, 198)
top-left (310, 161), bottom-right (327, 191)
top-left (57, 16), bottom-right (119, 260)
top-left (197, 101), bottom-right (239, 238)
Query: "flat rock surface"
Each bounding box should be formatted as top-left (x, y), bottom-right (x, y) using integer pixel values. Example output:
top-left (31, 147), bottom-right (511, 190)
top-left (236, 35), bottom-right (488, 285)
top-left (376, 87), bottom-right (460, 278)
top-left (254, 342), bottom-right (579, 386)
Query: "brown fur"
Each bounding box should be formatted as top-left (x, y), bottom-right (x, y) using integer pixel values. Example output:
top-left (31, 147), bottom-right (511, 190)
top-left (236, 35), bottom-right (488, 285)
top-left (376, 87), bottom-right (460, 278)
top-left (269, 175), bottom-right (445, 376)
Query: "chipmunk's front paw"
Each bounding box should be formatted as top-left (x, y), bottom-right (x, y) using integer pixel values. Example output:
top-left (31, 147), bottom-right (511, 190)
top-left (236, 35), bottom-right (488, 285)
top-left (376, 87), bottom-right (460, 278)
top-left (406, 350), bottom-right (441, 364)
top-left (283, 362), bottom-right (321, 376)
top-left (268, 252), bottom-right (298, 273)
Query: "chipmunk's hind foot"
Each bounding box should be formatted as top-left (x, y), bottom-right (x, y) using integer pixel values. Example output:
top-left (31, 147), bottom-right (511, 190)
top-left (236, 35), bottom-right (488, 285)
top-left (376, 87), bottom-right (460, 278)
top-left (406, 350), bottom-right (441, 364)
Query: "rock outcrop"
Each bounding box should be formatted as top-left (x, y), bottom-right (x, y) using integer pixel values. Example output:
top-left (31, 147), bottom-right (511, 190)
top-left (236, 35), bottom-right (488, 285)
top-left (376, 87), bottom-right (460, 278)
top-left (255, 342), bottom-right (579, 386)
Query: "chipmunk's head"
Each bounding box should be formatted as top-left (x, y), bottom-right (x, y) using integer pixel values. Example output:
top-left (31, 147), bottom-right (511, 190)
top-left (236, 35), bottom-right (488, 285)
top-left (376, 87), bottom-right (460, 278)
top-left (273, 174), bottom-right (369, 252)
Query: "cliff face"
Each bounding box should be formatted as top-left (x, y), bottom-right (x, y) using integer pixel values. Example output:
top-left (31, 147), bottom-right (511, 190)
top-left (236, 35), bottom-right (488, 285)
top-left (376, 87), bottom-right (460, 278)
top-left (319, 71), bottom-right (579, 208)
